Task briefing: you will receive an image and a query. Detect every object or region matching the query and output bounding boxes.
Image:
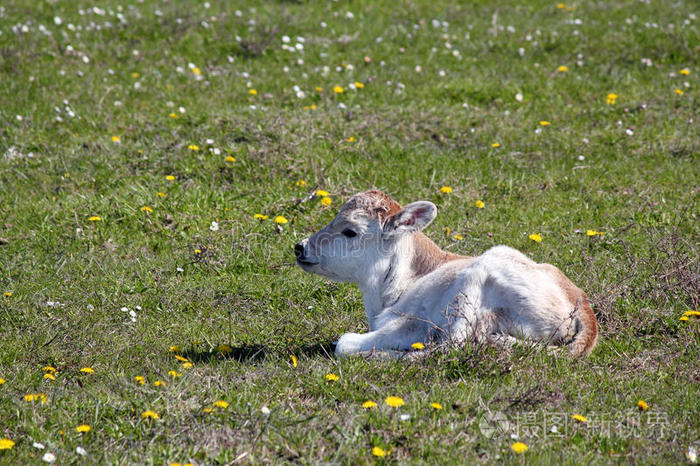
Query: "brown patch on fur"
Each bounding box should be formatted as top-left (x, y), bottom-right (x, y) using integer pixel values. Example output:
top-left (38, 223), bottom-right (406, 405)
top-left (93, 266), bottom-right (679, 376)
top-left (574, 294), bottom-right (598, 356)
top-left (410, 232), bottom-right (471, 278)
top-left (542, 264), bottom-right (598, 356)
top-left (341, 190), bottom-right (402, 222)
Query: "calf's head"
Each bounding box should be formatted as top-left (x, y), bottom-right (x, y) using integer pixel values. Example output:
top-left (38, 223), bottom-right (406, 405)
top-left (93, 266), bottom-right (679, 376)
top-left (295, 190), bottom-right (437, 283)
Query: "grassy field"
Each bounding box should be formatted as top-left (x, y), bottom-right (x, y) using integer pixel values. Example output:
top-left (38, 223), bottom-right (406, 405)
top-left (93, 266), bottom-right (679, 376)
top-left (1, 0), bottom-right (698, 463)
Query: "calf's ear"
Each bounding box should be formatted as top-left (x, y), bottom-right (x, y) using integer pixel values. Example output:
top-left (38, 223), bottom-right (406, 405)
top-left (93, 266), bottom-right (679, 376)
top-left (383, 201), bottom-right (437, 237)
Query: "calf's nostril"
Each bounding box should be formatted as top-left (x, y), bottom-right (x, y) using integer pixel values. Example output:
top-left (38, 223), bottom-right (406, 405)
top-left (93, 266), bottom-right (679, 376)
top-left (294, 243), bottom-right (304, 258)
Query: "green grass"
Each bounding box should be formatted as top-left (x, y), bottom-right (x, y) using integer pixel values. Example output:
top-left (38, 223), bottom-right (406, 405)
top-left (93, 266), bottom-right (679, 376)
top-left (1, 0), bottom-right (698, 463)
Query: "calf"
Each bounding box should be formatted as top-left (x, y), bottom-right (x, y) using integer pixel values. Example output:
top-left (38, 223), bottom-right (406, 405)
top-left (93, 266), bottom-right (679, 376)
top-left (295, 190), bottom-right (597, 358)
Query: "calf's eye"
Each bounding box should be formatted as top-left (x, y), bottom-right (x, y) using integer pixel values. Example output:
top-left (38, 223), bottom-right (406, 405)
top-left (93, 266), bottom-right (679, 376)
top-left (342, 229), bottom-right (357, 238)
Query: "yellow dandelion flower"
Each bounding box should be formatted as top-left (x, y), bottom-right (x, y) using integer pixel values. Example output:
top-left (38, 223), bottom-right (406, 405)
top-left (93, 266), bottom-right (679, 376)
top-left (683, 310), bottom-right (700, 317)
top-left (191, 67), bottom-right (201, 75)
top-left (157, 192), bottom-right (166, 197)
top-left (440, 186), bottom-right (453, 194)
top-left (680, 315), bottom-right (689, 321)
top-left (3, 292), bottom-right (12, 297)
top-left (131, 72), bottom-right (140, 79)
top-left (76, 424), bottom-right (91, 433)
top-left (556, 3), bottom-right (565, 9)
top-left (290, 355), bottom-right (298, 367)
top-left (511, 442), bottom-right (528, 454)
top-left (43, 366), bottom-right (57, 373)
top-left (539, 120), bottom-right (550, 126)
top-left (141, 206), bottom-right (154, 213)
top-left (325, 373), bottom-right (339, 382)
top-left (316, 190), bottom-right (330, 196)
top-left (411, 342), bottom-right (425, 350)
top-left (44, 373), bottom-right (56, 381)
top-left (295, 179), bottom-right (307, 187)
top-left (24, 393), bottom-right (42, 402)
top-left (430, 402), bottom-right (443, 410)
top-left (134, 376), bottom-right (145, 385)
top-left (253, 214), bottom-right (269, 220)
top-left (320, 196), bottom-right (332, 206)
top-left (225, 156), bottom-right (236, 162)
top-left (315, 86), bottom-right (323, 92)
top-left (165, 175), bottom-right (176, 181)
top-left (141, 410), bottom-right (160, 419)
top-left (80, 367), bottom-right (94, 374)
top-left (680, 68), bottom-right (690, 75)
top-left (491, 142), bottom-right (500, 148)
top-left (674, 89), bottom-right (684, 95)
top-left (557, 65), bottom-right (569, 72)
top-left (445, 227), bottom-right (451, 236)
top-left (249, 89), bottom-right (257, 95)
top-left (0, 439), bottom-right (15, 450)
top-left (385, 396), bottom-right (405, 408)
top-left (586, 230), bottom-right (599, 236)
top-left (194, 249), bottom-right (202, 254)
top-left (169, 112), bottom-right (179, 119)
top-left (201, 407), bottom-right (214, 413)
top-left (333, 85), bottom-right (344, 93)
top-left (168, 370), bottom-right (181, 378)
top-left (213, 400), bottom-right (229, 409)
top-left (606, 93), bottom-right (618, 104)
top-left (637, 400), bottom-right (648, 411)
top-left (217, 344), bottom-right (232, 353)
top-left (372, 446), bottom-right (389, 457)
top-left (0, 377), bottom-right (5, 384)
top-left (111, 136), bottom-right (121, 143)
top-left (88, 216), bottom-right (101, 221)
top-left (475, 200), bottom-right (485, 209)
top-left (274, 215), bottom-right (288, 225)
top-left (182, 362), bottom-right (193, 369)
top-left (345, 136), bottom-right (356, 142)
top-left (454, 234), bottom-right (463, 240)
top-left (174, 355), bottom-right (189, 362)
top-left (187, 144), bottom-right (199, 151)
top-left (362, 400), bottom-right (378, 409)
top-left (154, 380), bottom-right (165, 386)
top-left (169, 345), bottom-right (181, 352)
top-left (572, 414), bottom-right (587, 423)
top-left (529, 233), bottom-right (542, 243)
top-left (354, 81), bottom-right (365, 89)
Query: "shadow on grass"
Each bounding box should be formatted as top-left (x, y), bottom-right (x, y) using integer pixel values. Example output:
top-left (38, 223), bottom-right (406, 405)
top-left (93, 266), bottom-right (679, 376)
top-left (182, 342), bottom-right (336, 364)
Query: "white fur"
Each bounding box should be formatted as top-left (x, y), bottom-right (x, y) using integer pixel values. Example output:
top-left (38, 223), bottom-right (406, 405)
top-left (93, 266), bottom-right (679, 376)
top-left (295, 191), bottom-right (595, 357)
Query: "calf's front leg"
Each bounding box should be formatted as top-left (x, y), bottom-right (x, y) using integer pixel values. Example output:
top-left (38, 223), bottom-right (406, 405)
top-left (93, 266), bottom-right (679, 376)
top-left (334, 317), bottom-right (432, 357)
